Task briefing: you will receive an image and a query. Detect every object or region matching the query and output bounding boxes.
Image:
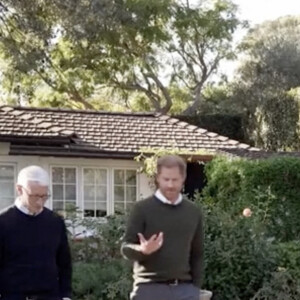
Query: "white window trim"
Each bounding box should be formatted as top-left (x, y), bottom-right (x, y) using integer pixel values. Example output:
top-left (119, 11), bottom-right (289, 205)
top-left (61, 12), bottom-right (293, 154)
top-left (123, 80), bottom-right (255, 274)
top-left (49, 165), bottom-right (79, 211)
top-left (0, 162), bottom-right (17, 210)
top-left (82, 166), bottom-right (109, 218)
top-left (49, 165), bottom-right (139, 218)
top-left (112, 168), bottom-right (138, 215)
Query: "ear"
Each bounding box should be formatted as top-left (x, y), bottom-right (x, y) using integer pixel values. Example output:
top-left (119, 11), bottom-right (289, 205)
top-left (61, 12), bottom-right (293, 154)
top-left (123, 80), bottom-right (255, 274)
top-left (16, 185), bottom-right (23, 196)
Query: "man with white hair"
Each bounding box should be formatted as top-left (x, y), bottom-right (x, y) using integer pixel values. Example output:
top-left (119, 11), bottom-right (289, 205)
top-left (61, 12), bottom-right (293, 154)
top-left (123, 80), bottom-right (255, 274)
top-left (0, 165), bottom-right (72, 300)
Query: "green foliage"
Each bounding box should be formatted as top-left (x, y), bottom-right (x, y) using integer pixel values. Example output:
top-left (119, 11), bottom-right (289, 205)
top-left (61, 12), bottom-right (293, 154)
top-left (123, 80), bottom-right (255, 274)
top-left (73, 260), bottom-right (131, 300)
top-left (199, 83), bottom-right (240, 114)
top-left (239, 16), bottom-right (300, 90)
top-left (199, 202), bottom-right (277, 300)
top-left (169, 0), bottom-right (242, 114)
top-left (0, 0), bottom-right (242, 113)
top-left (203, 156), bottom-right (300, 242)
top-left (252, 270), bottom-right (300, 300)
top-left (67, 212), bottom-right (127, 262)
top-left (196, 156), bottom-right (300, 299)
top-left (66, 212), bottom-right (132, 299)
top-left (232, 16), bottom-right (300, 150)
top-left (275, 241), bottom-right (300, 278)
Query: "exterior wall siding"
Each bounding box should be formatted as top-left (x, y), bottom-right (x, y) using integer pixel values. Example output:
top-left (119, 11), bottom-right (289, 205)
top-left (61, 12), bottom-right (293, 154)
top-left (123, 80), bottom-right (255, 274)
top-left (0, 154), bottom-right (154, 214)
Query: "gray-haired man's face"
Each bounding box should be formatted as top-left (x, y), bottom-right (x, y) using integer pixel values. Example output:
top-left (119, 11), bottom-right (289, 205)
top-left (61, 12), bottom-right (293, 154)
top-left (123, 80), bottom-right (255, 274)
top-left (17, 182), bottom-right (49, 213)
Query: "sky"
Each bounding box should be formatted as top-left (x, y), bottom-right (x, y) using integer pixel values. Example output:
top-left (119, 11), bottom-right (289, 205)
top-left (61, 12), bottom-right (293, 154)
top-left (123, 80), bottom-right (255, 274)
top-left (221, 0), bottom-right (300, 77)
top-left (233, 0), bottom-right (300, 26)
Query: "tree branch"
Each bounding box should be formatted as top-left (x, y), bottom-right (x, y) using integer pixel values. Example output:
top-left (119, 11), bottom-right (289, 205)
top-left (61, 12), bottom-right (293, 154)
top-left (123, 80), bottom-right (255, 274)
top-left (173, 44), bottom-right (198, 83)
top-left (144, 70), bottom-right (172, 113)
top-left (110, 76), bottom-right (162, 112)
top-left (68, 88), bottom-right (95, 109)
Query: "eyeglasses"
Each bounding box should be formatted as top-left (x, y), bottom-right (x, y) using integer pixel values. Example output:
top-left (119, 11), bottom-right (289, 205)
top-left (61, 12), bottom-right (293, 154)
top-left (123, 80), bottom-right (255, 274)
top-left (21, 186), bottom-right (51, 201)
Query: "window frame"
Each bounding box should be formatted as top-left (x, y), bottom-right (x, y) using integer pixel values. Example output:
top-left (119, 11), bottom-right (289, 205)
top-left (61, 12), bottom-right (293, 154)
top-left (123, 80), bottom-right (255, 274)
top-left (82, 166), bottom-right (109, 218)
top-left (49, 165), bottom-right (139, 218)
top-left (50, 165), bottom-right (79, 213)
top-left (0, 162), bottom-right (16, 210)
top-left (112, 168), bottom-right (138, 214)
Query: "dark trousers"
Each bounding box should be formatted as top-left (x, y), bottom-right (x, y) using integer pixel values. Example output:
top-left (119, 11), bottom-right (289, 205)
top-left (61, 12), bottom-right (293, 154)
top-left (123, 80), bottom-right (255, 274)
top-left (130, 283), bottom-right (200, 300)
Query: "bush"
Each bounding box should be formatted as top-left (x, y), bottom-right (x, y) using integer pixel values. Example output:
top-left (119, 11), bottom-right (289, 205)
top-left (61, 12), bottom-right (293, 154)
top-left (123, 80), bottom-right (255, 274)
top-left (252, 270), bottom-right (300, 300)
top-left (68, 213), bottom-right (127, 262)
top-left (197, 200), bottom-right (277, 300)
top-left (203, 156), bottom-right (300, 242)
top-left (276, 241), bottom-right (300, 278)
top-left (66, 213), bottom-right (132, 300)
top-left (200, 156), bottom-right (300, 299)
top-left (72, 260), bottom-right (131, 300)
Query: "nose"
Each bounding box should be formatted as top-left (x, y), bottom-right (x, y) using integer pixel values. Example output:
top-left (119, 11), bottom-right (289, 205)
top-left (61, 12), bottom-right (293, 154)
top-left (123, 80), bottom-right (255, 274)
top-left (167, 180), bottom-right (174, 188)
top-left (36, 198), bottom-right (45, 206)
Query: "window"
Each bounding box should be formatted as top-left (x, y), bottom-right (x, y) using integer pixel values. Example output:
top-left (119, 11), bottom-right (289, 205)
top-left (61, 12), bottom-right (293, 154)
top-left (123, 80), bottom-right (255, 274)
top-left (83, 168), bottom-right (108, 217)
top-left (51, 167), bottom-right (77, 214)
top-left (0, 164), bottom-right (15, 210)
top-left (49, 165), bottom-right (138, 217)
top-left (114, 169), bottom-right (137, 213)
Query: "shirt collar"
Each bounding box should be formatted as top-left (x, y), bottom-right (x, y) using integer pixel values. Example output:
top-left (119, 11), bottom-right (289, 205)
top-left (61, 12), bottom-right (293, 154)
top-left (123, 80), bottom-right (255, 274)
top-left (15, 197), bottom-right (43, 216)
top-left (155, 189), bottom-right (182, 206)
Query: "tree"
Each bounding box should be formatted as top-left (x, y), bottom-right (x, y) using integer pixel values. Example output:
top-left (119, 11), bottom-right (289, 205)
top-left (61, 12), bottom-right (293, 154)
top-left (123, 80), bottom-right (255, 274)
top-left (232, 16), bottom-right (300, 150)
top-left (0, 0), bottom-right (241, 113)
top-left (0, 0), bottom-right (172, 109)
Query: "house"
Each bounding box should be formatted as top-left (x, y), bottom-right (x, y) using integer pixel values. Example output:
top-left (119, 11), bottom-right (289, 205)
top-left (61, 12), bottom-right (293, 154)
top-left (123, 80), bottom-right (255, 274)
top-left (0, 105), bottom-right (266, 217)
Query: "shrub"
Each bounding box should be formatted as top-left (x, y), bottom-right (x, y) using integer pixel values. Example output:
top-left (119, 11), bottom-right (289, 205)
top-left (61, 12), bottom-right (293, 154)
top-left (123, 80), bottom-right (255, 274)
top-left (252, 270), bottom-right (300, 300)
top-left (66, 213), bottom-right (132, 300)
top-left (203, 156), bottom-right (300, 242)
top-left (276, 241), bottom-right (300, 278)
top-left (197, 199), bottom-right (277, 300)
top-left (72, 259), bottom-right (132, 300)
top-left (200, 156), bottom-right (300, 299)
top-left (67, 213), bottom-right (127, 262)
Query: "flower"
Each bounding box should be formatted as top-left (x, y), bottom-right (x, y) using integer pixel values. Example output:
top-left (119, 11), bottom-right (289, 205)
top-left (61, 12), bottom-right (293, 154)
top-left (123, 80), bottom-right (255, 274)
top-left (243, 208), bottom-right (252, 217)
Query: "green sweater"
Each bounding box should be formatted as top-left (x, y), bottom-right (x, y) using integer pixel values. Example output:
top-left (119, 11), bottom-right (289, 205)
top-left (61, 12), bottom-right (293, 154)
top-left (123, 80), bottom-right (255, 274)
top-left (121, 196), bottom-right (204, 287)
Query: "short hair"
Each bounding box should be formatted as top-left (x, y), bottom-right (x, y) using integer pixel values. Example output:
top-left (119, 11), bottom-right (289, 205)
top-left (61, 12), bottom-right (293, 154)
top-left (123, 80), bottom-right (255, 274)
top-left (17, 165), bottom-right (49, 187)
top-left (157, 155), bottom-right (186, 178)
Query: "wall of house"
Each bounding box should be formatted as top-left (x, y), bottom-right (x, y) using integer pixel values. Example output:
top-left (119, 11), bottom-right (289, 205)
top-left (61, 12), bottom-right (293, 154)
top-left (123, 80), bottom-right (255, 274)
top-left (0, 153), bottom-right (154, 216)
top-left (0, 143), bottom-right (10, 155)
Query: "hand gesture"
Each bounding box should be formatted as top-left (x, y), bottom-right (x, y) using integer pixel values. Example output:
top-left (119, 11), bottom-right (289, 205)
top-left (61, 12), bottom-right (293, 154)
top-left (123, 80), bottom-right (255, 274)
top-left (137, 232), bottom-right (164, 255)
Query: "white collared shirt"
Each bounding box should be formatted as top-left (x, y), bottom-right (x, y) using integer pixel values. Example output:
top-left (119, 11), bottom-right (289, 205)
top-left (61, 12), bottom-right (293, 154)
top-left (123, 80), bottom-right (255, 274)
top-left (155, 189), bottom-right (183, 206)
top-left (14, 197), bottom-right (43, 216)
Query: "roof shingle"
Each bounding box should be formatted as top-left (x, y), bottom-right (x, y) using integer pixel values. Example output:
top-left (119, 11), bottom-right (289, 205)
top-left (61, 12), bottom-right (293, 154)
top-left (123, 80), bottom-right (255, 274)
top-left (0, 105), bottom-right (276, 159)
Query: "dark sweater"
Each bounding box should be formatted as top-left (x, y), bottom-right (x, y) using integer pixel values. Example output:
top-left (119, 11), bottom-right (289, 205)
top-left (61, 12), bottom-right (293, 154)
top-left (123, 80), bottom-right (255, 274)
top-left (0, 206), bottom-right (72, 297)
top-left (121, 196), bottom-right (204, 287)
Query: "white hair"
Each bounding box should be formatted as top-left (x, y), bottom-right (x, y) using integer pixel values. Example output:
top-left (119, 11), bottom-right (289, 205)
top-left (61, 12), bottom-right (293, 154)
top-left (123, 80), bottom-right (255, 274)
top-left (17, 165), bottom-right (49, 187)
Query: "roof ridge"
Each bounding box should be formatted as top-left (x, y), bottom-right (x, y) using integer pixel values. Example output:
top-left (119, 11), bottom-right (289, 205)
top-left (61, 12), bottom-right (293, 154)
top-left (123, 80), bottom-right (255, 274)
top-left (2, 105), bottom-right (156, 117)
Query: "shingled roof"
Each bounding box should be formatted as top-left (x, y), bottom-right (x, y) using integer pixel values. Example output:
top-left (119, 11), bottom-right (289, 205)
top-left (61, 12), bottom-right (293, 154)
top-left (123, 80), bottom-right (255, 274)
top-left (0, 105), bottom-right (267, 159)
